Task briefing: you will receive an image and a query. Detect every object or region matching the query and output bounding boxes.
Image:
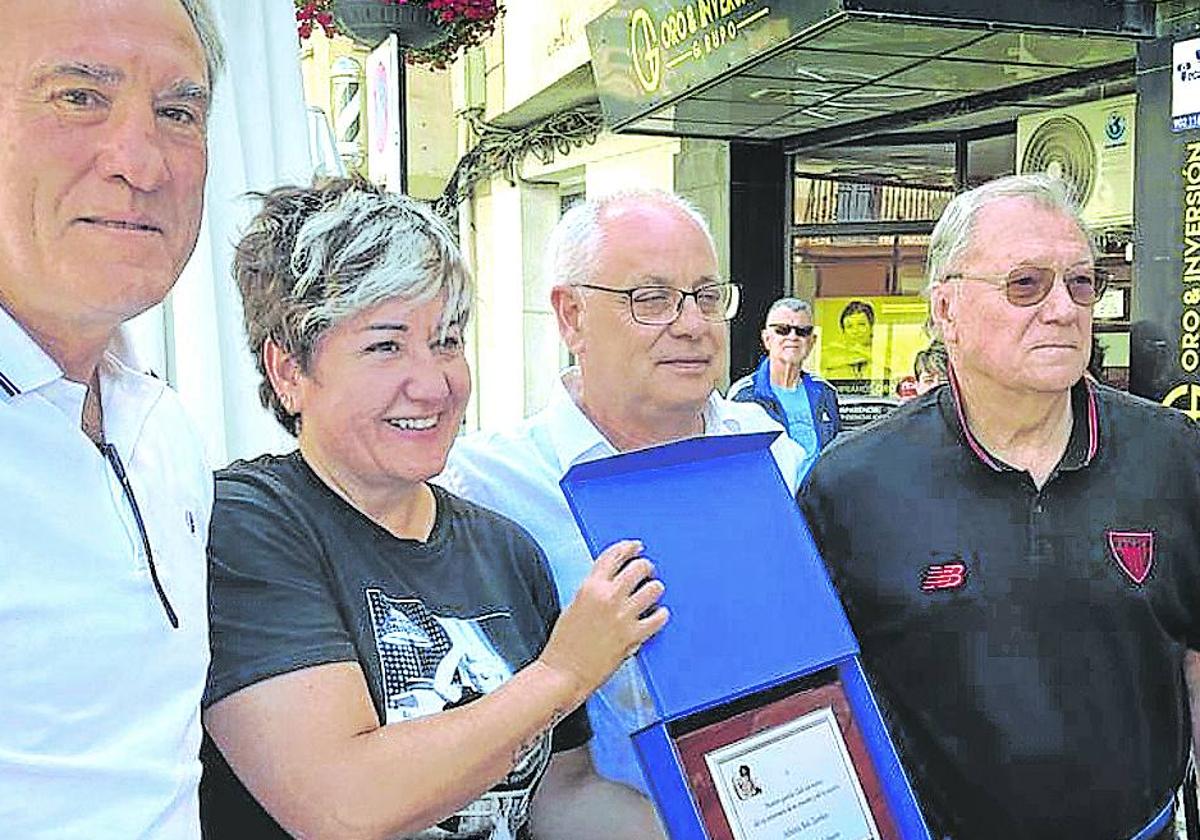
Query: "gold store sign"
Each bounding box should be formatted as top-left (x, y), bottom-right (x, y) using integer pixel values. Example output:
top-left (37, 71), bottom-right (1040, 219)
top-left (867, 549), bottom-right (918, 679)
top-left (629, 0), bottom-right (769, 94)
top-left (587, 0), bottom-right (809, 128)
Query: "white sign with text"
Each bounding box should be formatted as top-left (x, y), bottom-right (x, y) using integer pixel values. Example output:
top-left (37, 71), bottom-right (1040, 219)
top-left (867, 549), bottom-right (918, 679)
top-left (705, 706), bottom-right (880, 840)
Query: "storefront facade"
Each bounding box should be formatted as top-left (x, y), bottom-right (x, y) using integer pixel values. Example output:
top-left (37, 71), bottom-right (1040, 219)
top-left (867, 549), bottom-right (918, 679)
top-left (299, 1), bottom-right (1200, 430)
top-left (586, 0), bottom-right (1200, 420)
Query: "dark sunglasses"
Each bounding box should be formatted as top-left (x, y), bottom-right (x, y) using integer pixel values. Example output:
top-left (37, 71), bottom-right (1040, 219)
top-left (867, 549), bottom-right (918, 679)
top-left (769, 324), bottom-right (814, 337)
top-left (946, 265), bottom-right (1110, 308)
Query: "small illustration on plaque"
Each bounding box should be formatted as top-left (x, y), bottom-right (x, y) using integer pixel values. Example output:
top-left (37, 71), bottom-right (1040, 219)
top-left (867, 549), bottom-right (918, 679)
top-left (705, 706), bottom-right (880, 840)
top-left (731, 764), bottom-right (764, 801)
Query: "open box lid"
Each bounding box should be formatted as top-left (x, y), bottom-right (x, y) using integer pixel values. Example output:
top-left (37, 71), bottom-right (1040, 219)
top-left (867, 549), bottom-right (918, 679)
top-left (561, 432), bottom-right (859, 721)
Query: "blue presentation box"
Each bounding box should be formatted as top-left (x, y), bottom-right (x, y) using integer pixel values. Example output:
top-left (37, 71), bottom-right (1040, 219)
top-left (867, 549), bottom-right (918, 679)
top-left (560, 433), bottom-right (929, 840)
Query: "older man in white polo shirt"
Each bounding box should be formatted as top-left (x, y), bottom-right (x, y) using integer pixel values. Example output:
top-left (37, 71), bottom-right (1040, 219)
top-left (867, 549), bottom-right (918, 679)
top-left (0, 1), bottom-right (224, 836)
top-left (439, 190), bottom-right (803, 812)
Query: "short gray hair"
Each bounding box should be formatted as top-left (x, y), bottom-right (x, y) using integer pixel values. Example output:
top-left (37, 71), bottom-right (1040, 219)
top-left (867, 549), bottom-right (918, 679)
top-left (177, 0), bottom-right (226, 87)
top-left (924, 173), bottom-right (1097, 339)
top-left (926, 173), bottom-right (1096, 292)
top-left (543, 189), bottom-right (717, 288)
top-left (764, 297), bottom-right (813, 325)
top-left (234, 177), bottom-right (472, 435)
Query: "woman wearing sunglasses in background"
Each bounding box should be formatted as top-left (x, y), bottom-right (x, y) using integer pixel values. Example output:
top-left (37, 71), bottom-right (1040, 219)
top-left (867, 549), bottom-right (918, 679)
top-left (729, 296), bottom-right (841, 479)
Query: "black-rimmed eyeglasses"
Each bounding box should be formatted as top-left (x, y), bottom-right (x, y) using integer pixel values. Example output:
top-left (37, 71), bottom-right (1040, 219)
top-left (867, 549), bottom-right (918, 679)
top-left (576, 282), bottom-right (741, 325)
top-left (768, 324), bottom-right (814, 338)
top-left (945, 265), bottom-right (1110, 308)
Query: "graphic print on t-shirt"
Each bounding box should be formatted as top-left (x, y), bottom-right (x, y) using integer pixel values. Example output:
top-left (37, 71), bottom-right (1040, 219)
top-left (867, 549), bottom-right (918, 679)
top-left (366, 588), bottom-right (552, 840)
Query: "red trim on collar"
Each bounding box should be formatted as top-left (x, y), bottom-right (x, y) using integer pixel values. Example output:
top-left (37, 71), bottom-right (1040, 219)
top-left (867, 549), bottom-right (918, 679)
top-left (947, 366), bottom-right (1004, 471)
top-left (947, 369), bottom-right (1099, 472)
top-left (1083, 377), bottom-right (1099, 463)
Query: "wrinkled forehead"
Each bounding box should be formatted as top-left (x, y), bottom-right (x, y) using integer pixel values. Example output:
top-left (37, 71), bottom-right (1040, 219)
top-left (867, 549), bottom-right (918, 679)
top-left (961, 197), bottom-right (1094, 270)
top-left (2, 0), bottom-right (207, 86)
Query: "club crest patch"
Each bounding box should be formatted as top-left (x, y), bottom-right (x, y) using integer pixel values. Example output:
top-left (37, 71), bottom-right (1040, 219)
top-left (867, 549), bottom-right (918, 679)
top-left (1106, 530), bottom-right (1154, 584)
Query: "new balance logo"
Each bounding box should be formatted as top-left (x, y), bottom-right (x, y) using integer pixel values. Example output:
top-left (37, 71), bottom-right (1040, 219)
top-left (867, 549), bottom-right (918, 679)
top-left (921, 562), bottom-right (967, 592)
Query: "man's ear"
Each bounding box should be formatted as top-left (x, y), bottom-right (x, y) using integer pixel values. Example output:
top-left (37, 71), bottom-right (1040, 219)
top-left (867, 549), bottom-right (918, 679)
top-left (930, 283), bottom-right (958, 347)
top-left (551, 284), bottom-right (586, 357)
top-left (760, 328), bottom-right (772, 352)
top-left (263, 337), bottom-right (306, 414)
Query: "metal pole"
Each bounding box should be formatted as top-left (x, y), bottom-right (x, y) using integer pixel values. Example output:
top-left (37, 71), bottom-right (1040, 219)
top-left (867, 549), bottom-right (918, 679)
top-left (397, 40), bottom-right (408, 195)
top-left (954, 134), bottom-right (969, 193)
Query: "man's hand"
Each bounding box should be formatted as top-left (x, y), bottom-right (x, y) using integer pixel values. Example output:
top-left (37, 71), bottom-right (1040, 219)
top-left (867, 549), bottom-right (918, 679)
top-left (538, 540), bottom-right (669, 706)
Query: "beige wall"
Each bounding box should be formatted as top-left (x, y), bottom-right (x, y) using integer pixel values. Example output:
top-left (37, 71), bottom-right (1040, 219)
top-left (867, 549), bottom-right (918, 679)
top-left (469, 180), bottom-right (528, 427)
top-left (519, 185), bottom-right (568, 417)
top-left (500, 0), bottom-right (616, 116)
top-left (405, 64), bottom-right (458, 201)
top-left (676, 138), bottom-right (731, 287)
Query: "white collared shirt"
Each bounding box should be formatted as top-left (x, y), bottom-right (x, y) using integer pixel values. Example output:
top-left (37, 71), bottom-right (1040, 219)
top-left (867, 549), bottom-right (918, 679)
top-left (437, 368), bottom-right (804, 792)
top-left (0, 305), bottom-right (212, 838)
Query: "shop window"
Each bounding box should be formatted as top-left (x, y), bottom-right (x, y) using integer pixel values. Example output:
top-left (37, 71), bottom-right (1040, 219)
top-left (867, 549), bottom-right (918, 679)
top-left (793, 176), bottom-right (952, 226)
top-left (1092, 235), bottom-right (1133, 391)
top-left (793, 234), bottom-right (932, 298)
top-left (792, 232), bottom-right (934, 399)
top-left (782, 126), bottom-right (1091, 406)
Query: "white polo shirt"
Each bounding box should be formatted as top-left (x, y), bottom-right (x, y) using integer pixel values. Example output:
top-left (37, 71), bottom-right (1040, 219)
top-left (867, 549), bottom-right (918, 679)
top-left (0, 305), bottom-right (212, 838)
top-left (437, 367), bottom-right (804, 793)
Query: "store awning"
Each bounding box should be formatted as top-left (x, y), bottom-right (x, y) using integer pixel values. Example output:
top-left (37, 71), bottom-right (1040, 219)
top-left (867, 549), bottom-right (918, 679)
top-left (585, 0), bottom-right (1155, 147)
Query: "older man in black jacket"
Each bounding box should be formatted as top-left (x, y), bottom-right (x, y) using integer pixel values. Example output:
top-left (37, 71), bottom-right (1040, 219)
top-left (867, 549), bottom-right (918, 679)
top-left (802, 174), bottom-right (1200, 840)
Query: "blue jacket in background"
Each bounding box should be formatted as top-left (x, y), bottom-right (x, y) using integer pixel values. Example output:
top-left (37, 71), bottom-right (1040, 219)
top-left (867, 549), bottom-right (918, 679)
top-left (729, 357), bottom-right (841, 451)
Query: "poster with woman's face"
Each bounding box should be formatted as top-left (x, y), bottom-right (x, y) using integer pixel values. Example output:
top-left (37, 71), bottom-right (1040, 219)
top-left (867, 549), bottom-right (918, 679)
top-left (810, 296), bottom-right (929, 397)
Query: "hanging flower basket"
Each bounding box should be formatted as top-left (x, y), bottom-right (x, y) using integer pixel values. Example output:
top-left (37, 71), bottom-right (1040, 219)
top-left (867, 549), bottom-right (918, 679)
top-left (335, 0), bottom-right (449, 50)
top-left (296, 1), bottom-right (502, 69)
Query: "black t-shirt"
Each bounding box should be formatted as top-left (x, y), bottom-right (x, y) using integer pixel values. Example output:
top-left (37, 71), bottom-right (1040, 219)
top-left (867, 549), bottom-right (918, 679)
top-left (201, 452), bottom-right (590, 839)
top-left (800, 380), bottom-right (1200, 840)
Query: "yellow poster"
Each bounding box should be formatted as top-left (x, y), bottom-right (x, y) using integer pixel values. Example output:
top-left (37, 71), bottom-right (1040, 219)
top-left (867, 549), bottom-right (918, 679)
top-left (811, 296), bottom-right (930, 397)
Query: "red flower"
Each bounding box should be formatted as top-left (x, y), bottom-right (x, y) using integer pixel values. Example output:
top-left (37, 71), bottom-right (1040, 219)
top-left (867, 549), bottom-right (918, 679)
top-left (294, 0), bottom-right (503, 67)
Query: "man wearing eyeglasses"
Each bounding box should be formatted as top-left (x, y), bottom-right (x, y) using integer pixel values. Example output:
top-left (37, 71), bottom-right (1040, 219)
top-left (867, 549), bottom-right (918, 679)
top-left (439, 190), bottom-right (804, 818)
top-left (800, 173), bottom-right (1200, 840)
top-left (0, 1), bottom-right (223, 837)
top-left (729, 297), bottom-right (840, 477)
